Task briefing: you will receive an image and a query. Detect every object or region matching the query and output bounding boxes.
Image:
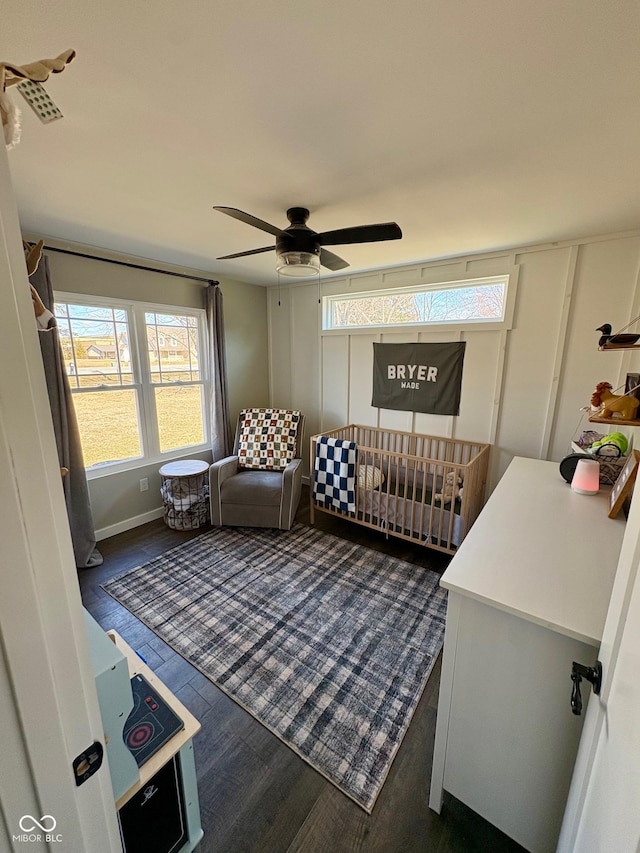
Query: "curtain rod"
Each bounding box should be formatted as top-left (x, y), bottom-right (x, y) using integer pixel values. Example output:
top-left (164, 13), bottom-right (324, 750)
top-left (43, 244), bottom-right (219, 286)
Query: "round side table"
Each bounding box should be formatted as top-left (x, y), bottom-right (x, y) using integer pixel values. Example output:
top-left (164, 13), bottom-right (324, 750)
top-left (159, 459), bottom-right (210, 530)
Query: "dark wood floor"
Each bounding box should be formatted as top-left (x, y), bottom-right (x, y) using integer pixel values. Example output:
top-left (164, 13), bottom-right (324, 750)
top-left (79, 487), bottom-right (524, 853)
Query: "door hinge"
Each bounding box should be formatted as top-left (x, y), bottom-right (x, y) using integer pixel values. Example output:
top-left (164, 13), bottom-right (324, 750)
top-left (570, 660), bottom-right (602, 716)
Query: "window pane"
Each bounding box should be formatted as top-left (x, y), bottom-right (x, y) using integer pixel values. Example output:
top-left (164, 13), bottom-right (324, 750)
top-left (55, 295), bottom-right (208, 473)
top-left (67, 303), bottom-right (114, 321)
top-left (56, 301), bottom-right (134, 386)
top-left (326, 278), bottom-right (507, 329)
top-left (146, 312), bottom-right (201, 384)
top-left (72, 389), bottom-right (142, 467)
top-left (155, 386), bottom-right (205, 453)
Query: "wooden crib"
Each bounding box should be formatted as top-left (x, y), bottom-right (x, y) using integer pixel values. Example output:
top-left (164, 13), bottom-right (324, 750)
top-left (310, 425), bottom-right (491, 555)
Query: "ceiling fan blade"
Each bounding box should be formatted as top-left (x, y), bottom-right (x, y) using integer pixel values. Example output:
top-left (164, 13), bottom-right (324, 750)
top-left (216, 245), bottom-right (275, 260)
top-left (213, 206), bottom-right (288, 238)
top-left (317, 222), bottom-right (402, 247)
top-left (320, 248), bottom-right (350, 271)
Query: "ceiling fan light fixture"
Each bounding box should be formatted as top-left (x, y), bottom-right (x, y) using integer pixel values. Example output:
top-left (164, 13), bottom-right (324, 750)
top-left (214, 206), bottom-right (401, 276)
top-left (275, 250), bottom-right (320, 277)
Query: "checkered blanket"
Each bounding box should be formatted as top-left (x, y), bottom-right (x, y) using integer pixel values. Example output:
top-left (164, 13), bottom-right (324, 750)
top-left (313, 436), bottom-right (357, 514)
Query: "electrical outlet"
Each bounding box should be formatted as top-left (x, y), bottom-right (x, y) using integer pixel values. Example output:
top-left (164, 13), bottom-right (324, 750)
top-left (139, 478), bottom-right (149, 492)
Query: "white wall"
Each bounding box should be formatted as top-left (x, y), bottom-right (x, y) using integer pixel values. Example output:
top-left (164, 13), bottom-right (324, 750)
top-left (268, 231), bottom-right (640, 490)
top-left (38, 242), bottom-right (269, 534)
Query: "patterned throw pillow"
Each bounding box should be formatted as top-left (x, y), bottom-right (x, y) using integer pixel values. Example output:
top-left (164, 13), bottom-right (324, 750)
top-left (237, 408), bottom-right (301, 470)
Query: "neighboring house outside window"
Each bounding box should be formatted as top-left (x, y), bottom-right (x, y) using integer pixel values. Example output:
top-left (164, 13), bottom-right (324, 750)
top-left (54, 294), bottom-right (209, 476)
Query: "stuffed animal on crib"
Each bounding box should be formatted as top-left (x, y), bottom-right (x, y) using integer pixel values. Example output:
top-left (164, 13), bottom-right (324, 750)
top-left (435, 471), bottom-right (463, 505)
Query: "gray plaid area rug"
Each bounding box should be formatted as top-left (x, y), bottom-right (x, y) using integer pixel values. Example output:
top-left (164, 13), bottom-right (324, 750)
top-left (102, 523), bottom-right (447, 812)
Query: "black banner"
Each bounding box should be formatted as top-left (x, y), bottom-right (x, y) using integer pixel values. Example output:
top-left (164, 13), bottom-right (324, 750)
top-left (371, 341), bottom-right (466, 415)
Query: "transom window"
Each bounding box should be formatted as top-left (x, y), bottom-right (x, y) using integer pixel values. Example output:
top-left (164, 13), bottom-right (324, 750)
top-left (54, 295), bottom-right (209, 474)
top-left (322, 275), bottom-right (510, 331)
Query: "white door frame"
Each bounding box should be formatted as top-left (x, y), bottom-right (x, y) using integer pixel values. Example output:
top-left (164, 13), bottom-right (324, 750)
top-left (0, 142), bottom-right (121, 850)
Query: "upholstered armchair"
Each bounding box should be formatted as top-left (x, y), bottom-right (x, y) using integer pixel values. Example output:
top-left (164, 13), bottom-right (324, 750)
top-left (209, 409), bottom-right (305, 530)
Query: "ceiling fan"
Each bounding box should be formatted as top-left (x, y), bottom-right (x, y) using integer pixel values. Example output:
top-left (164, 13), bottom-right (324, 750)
top-left (214, 206), bottom-right (402, 277)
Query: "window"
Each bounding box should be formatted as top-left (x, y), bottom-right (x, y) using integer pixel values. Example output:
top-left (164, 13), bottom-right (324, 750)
top-left (55, 295), bottom-right (209, 474)
top-left (323, 275), bottom-right (510, 331)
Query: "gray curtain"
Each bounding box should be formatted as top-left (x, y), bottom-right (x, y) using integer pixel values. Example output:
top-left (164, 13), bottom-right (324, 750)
top-left (31, 256), bottom-right (103, 568)
top-left (205, 282), bottom-right (232, 459)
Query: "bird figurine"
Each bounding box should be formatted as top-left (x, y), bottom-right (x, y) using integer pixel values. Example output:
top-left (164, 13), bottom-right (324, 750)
top-left (596, 324), bottom-right (640, 348)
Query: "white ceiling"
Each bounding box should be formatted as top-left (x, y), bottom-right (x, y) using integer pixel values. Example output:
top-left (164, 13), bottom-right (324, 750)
top-left (3, 0), bottom-right (640, 286)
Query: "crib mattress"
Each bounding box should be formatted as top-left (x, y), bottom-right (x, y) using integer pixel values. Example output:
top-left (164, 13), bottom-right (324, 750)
top-left (360, 489), bottom-right (464, 547)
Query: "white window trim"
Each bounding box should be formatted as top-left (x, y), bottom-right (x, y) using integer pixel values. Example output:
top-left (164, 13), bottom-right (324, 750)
top-left (54, 291), bottom-right (211, 479)
top-left (321, 269), bottom-right (519, 335)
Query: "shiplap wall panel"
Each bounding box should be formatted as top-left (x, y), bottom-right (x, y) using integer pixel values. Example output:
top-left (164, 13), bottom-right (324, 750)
top-left (453, 330), bottom-right (501, 444)
top-left (290, 287), bottom-right (321, 437)
top-left (466, 255), bottom-right (513, 275)
top-left (321, 335), bottom-right (349, 431)
top-left (381, 268), bottom-right (425, 286)
top-left (548, 236), bottom-right (640, 461)
top-left (349, 334), bottom-right (380, 425)
top-left (268, 288), bottom-right (292, 409)
top-left (617, 256), bottom-right (640, 409)
top-left (421, 261), bottom-right (467, 282)
top-left (539, 247), bottom-right (578, 460)
top-left (493, 247), bottom-right (569, 470)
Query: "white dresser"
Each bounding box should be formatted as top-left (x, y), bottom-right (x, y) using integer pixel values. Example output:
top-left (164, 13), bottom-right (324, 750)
top-left (429, 456), bottom-right (626, 853)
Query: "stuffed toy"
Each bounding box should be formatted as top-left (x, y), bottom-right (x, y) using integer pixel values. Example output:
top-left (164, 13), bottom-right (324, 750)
top-left (1, 49), bottom-right (75, 149)
top-left (435, 471), bottom-right (463, 505)
top-left (575, 429), bottom-right (605, 449)
top-left (590, 381), bottom-right (640, 422)
top-left (30, 284), bottom-right (55, 331)
top-left (22, 239), bottom-right (56, 331)
top-left (590, 431), bottom-right (629, 458)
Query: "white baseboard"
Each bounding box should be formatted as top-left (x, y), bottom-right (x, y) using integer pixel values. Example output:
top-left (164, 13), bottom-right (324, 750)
top-left (95, 507), bottom-right (164, 541)
top-left (97, 480), bottom-right (312, 541)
